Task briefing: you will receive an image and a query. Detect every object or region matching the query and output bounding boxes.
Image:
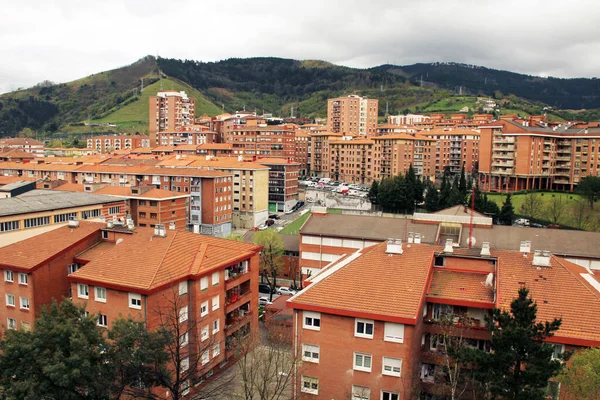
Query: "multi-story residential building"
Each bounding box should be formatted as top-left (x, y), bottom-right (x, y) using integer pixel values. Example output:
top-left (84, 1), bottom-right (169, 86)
top-left (214, 113), bottom-right (261, 143)
top-left (174, 143), bottom-right (233, 157)
top-left (86, 135), bottom-right (149, 153)
top-left (289, 238), bottom-right (600, 399)
top-left (294, 130), bottom-right (311, 176)
top-left (376, 124), bottom-right (417, 136)
top-left (254, 158), bottom-right (300, 213)
top-left (0, 138), bottom-right (45, 157)
top-left (372, 134), bottom-right (436, 181)
top-left (228, 125), bottom-right (296, 159)
top-left (387, 114), bottom-right (430, 125)
top-left (149, 91), bottom-right (196, 146)
top-left (479, 117), bottom-right (600, 191)
top-left (310, 132), bottom-right (343, 178)
top-left (421, 128), bottom-right (480, 175)
top-left (327, 95), bottom-right (379, 136)
top-left (157, 128), bottom-right (215, 147)
top-left (329, 139), bottom-right (375, 184)
top-left (0, 221), bottom-right (262, 398)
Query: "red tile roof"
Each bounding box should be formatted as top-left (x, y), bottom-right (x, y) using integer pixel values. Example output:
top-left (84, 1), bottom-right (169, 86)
top-left (427, 269), bottom-right (494, 305)
top-left (53, 183), bottom-right (86, 192)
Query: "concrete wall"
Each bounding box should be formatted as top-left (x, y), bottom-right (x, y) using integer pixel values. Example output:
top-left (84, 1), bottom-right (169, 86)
top-left (305, 189), bottom-right (372, 211)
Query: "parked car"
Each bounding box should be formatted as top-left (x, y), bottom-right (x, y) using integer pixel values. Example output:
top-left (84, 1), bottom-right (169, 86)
top-left (546, 224), bottom-right (562, 229)
top-left (514, 218), bottom-right (530, 226)
top-left (276, 286), bottom-right (297, 296)
top-left (259, 284), bottom-right (274, 294)
top-left (258, 297), bottom-right (272, 306)
top-left (531, 222), bottom-right (543, 228)
top-left (268, 214), bottom-right (280, 220)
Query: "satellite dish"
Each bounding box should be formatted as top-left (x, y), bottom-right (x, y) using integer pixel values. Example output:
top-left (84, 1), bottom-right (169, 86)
top-left (467, 236), bottom-right (477, 247)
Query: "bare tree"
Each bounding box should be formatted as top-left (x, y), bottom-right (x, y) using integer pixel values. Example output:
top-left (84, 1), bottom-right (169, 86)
top-left (544, 195), bottom-right (565, 225)
top-left (570, 200), bottom-right (591, 230)
top-left (253, 229), bottom-right (285, 301)
top-left (520, 192), bottom-right (544, 221)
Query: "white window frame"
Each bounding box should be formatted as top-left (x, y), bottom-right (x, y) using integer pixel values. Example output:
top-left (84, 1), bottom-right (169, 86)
top-left (97, 314), bottom-right (108, 327)
top-left (18, 273), bottom-right (28, 286)
top-left (181, 357), bottom-right (189, 372)
top-left (301, 376), bottom-right (319, 395)
top-left (201, 301), bottom-right (209, 317)
top-left (6, 294), bottom-right (15, 307)
top-left (201, 325), bottom-right (209, 342)
top-left (382, 357), bottom-right (402, 377)
top-left (352, 385), bottom-right (370, 400)
top-left (302, 344), bottom-right (320, 363)
top-left (212, 271), bottom-right (219, 286)
top-left (179, 281), bottom-right (187, 295)
top-left (180, 332), bottom-right (189, 348)
top-left (212, 295), bottom-right (220, 311)
top-left (303, 311), bottom-right (321, 331)
top-left (202, 350), bottom-right (209, 365)
top-left (7, 318), bottom-right (16, 330)
top-left (95, 287), bottom-right (107, 303)
top-left (381, 391), bottom-right (400, 400)
top-left (200, 276), bottom-right (208, 291)
top-left (355, 318), bottom-right (374, 339)
top-left (384, 322), bottom-right (404, 343)
top-left (179, 305), bottom-right (188, 323)
top-left (19, 296), bottom-right (30, 310)
top-left (128, 293), bottom-right (142, 309)
top-left (354, 352), bottom-right (373, 372)
top-left (78, 283), bottom-right (89, 299)
top-left (213, 343), bottom-right (220, 357)
top-left (212, 318), bottom-right (220, 334)
top-left (551, 344), bottom-right (565, 361)
top-left (4, 270), bottom-right (13, 282)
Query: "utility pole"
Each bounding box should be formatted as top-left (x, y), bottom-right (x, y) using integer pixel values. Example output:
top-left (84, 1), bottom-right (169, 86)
top-left (141, 78), bottom-right (144, 92)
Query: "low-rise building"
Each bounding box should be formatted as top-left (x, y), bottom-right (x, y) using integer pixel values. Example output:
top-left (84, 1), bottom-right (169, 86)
top-left (228, 125), bottom-right (296, 159)
top-left (86, 135), bottom-right (149, 153)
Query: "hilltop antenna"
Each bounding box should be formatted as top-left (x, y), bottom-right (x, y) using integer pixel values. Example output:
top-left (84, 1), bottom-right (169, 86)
top-left (420, 75), bottom-right (423, 87)
top-left (385, 102), bottom-right (389, 115)
top-left (291, 106), bottom-right (295, 118)
top-left (380, 84), bottom-right (383, 92)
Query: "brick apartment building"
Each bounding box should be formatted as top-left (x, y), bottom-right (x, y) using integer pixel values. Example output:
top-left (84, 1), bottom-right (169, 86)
top-left (372, 134), bottom-right (436, 182)
top-left (421, 129), bottom-right (480, 175)
top-left (86, 135), bottom-right (149, 153)
top-left (310, 132), bottom-right (343, 178)
top-left (254, 158), bottom-right (300, 212)
top-left (288, 239), bottom-right (600, 399)
top-left (294, 130), bottom-right (311, 176)
top-left (327, 95), bottom-right (379, 136)
top-left (149, 91), bottom-right (196, 146)
top-left (228, 124), bottom-right (296, 159)
top-left (0, 222), bottom-right (262, 398)
top-left (0, 138), bottom-right (45, 157)
top-left (157, 128), bottom-right (216, 147)
top-left (479, 117), bottom-right (600, 192)
top-left (329, 139), bottom-right (375, 184)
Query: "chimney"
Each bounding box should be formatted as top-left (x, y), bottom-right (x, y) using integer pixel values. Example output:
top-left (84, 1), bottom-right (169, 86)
top-left (414, 233), bottom-right (422, 244)
top-left (67, 217), bottom-right (79, 228)
top-left (444, 239), bottom-right (454, 253)
top-left (154, 224), bottom-right (167, 238)
top-left (532, 250), bottom-right (551, 267)
top-left (407, 232), bottom-right (414, 243)
top-left (169, 221), bottom-right (176, 230)
top-left (385, 238), bottom-right (403, 255)
top-left (480, 242), bottom-right (491, 256)
top-left (520, 240), bottom-right (531, 253)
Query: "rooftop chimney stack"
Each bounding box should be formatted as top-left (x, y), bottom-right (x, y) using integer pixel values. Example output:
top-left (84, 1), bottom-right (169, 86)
top-left (67, 217), bottom-right (79, 228)
top-left (480, 242), bottom-right (491, 256)
top-left (444, 239), bottom-right (454, 253)
top-left (520, 240), bottom-right (532, 253)
top-left (407, 232), bottom-right (414, 244)
top-left (385, 238), bottom-right (403, 255)
top-left (154, 224), bottom-right (167, 238)
top-left (532, 250), bottom-right (551, 267)
top-left (414, 233), bottom-right (422, 244)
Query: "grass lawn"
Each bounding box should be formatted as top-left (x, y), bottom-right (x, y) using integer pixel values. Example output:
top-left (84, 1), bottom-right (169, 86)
top-left (280, 208), bottom-right (342, 235)
top-left (485, 191), bottom-right (599, 230)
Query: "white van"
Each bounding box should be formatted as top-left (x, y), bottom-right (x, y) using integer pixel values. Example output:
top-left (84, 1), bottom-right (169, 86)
top-left (319, 178), bottom-right (332, 184)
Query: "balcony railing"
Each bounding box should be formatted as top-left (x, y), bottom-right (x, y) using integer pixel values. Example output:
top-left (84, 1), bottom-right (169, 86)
top-left (225, 291), bottom-right (252, 314)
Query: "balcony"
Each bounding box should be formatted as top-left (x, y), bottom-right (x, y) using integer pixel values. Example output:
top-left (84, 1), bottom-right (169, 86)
top-left (554, 171), bottom-right (571, 177)
top-left (556, 156), bottom-right (571, 161)
top-left (225, 261), bottom-right (251, 290)
top-left (555, 163), bottom-right (571, 169)
top-left (225, 287), bottom-right (252, 314)
top-left (491, 168), bottom-right (514, 175)
top-left (491, 161), bottom-right (514, 167)
top-left (493, 153), bottom-right (514, 159)
top-left (557, 148), bottom-right (571, 154)
top-left (225, 307), bottom-right (252, 335)
top-left (493, 138), bottom-right (515, 144)
top-left (151, 178), bottom-right (161, 185)
top-left (555, 178), bottom-right (570, 184)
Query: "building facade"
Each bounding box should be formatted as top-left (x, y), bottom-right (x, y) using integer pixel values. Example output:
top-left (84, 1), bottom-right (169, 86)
top-left (149, 91), bottom-right (196, 146)
top-left (254, 158), bottom-right (300, 212)
top-left (327, 95), bottom-right (379, 136)
top-left (86, 135), bottom-right (149, 153)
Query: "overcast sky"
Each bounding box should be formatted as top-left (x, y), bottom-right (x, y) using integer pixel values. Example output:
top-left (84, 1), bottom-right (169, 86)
top-left (2, 0), bottom-right (599, 94)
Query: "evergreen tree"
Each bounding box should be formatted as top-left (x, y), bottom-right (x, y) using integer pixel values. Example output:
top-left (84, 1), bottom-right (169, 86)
top-left (368, 179), bottom-right (379, 205)
top-left (405, 165), bottom-right (417, 212)
top-left (499, 194), bottom-right (515, 225)
top-left (459, 166), bottom-right (467, 199)
top-left (468, 288), bottom-right (564, 400)
top-left (425, 182), bottom-right (440, 212)
top-left (449, 175), bottom-right (464, 206)
top-left (440, 174), bottom-right (452, 209)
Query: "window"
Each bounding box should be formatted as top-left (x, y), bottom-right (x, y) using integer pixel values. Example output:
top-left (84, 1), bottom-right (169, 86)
top-left (6, 294), bottom-right (15, 307)
top-left (81, 209), bottom-right (101, 219)
top-left (21, 321), bottom-right (31, 331)
top-left (68, 263), bottom-right (81, 275)
top-left (181, 380), bottom-right (190, 396)
top-left (352, 385), bottom-right (370, 400)
top-left (551, 344), bottom-right (565, 361)
top-left (179, 281), bottom-right (187, 295)
top-left (108, 206), bottom-right (121, 215)
top-left (180, 332), bottom-right (188, 348)
top-left (179, 306), bottom-right (188, 322)
top-left (384, 322), bottom-right (404, 343)
top-left (78, 283), bottom-right (89, 298)
top-left (0, 220), bottom-right (19, 232)
top-left (301, 376), bottom-right (319, 395)
top-left (381, 391), bottom-right (400, 400)
top-left (17, 296), bottom-right (28, 310)
top-left (200, 277), bottom-right (208, 291)
top-left (432, 303), bottom-right (453, 320)
top-left (7, 318), bottom-right (16, 330)
top-left (212, 271), bottom-right (220, 286)
top-left (355, 319), bottom-right (374, 338)
top-left (95, 287), bottom-right (107, 303)
top-left (4, 270), bottom-right (13, 282)
top-left (201, 301), bottom-right (209, 317)
top-left (202, 325), bottom-right (209, 341)
top-left (129, 293), bottom-right (142, 309)
top-left (97, 314), bottom-right (108, 327)
top-left (212, 295), bottom-right (220, 311)
top-left (213, 343), bottom-right (220, 357)
top-left (212, 319), bottom-right (220, 334)
top-left (303, 311), bottom-right (321, 331)
top-left (354, 352), bottom-right (372, 372)
top-left (24, 216), bottom-right (50, 228)
top-left (54, 212), bottom-right (77, 223)
top-left (202, 350), bottom-right (209, 365)
top-left (382, 357), bottom-right (402, 377)
top-left (181, 357), bottom-right (189, 372)
top-left (302, 344), bottom-right (320, 363)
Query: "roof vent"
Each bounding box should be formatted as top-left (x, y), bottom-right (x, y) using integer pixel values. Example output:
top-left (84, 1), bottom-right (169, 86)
top-left (154, 224), bottom-right (167, 238)
top-left (386, 238), bottom-right (403, 255)
top-left (532, 250), bottom-right (551, 267)
top-left (67, 217), bottom-right (79, 228)
top-left (107, 220), bottom-right (114, 229)
top-left (480, 242), bottom-right (491, 257)
top-left (414, 233), bottom-right (422, 244)
top-left (126, 218), bottom-right (135, 231)
top-left (407, 232), bottom-right (414, 243)
top-left (485, 273), bottom-right (494, 287)
top-left (169, 221), bottom-right (176, 230)
top-left (520, 240), bottom-right (531, 253)
top-left (444, 238), bottom-right (454, 253)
